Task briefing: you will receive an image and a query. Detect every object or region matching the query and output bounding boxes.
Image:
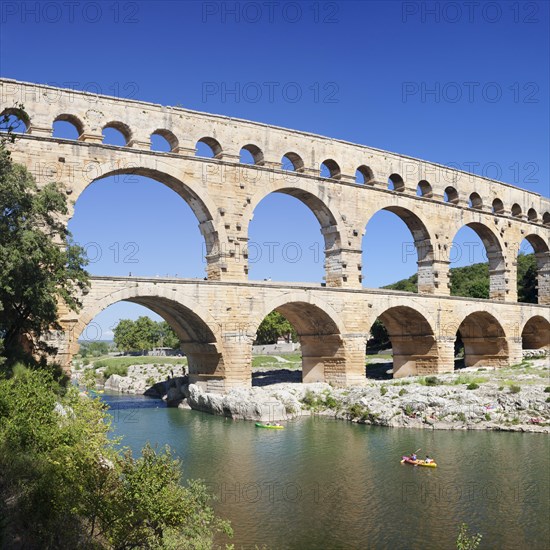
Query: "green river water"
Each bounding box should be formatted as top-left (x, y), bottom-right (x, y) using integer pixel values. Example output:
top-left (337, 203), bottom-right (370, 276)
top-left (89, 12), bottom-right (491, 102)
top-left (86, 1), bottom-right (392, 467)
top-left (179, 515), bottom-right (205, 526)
top-left (104, 393), bottom-right (549, 550)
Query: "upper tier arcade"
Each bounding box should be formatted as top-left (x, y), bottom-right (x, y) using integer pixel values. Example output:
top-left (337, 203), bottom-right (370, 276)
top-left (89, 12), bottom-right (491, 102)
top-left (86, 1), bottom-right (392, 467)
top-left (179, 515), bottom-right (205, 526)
top-left (2, 78), bottom-right (549, 303)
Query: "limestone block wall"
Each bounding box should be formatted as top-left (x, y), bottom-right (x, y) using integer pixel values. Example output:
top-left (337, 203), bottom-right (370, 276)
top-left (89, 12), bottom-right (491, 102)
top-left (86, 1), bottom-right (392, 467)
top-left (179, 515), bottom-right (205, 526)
top-left (2, 79), bottom-right (549, 390)
top-left (1, 78), bottom-right (549, 297)
top-left (49, 277), bottom-right (550, 390)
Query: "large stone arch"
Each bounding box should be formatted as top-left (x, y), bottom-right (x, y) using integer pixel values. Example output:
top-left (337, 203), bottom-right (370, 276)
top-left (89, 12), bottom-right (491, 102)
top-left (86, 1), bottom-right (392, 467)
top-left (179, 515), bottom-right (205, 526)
top-left (521, 315), bottom-right (550, 350)
top-left (247, 183), bottom-right (346, 287)
top-left (362, 204), bottom-right (437, 294)
top-left (450, 221), bottom-right (507, 300)
top-left (456, 311), bottom-right (509, 367)
top-left (73, 286), bottom-right (226, 390)
top-left (522, 233), bottom-right (550, 305)
top-left (368, 305), bottom-right (439, 377)
top-left (249, 293), bottom-right (353, 384)
top-left (69, 160), bottom-right (226, 280)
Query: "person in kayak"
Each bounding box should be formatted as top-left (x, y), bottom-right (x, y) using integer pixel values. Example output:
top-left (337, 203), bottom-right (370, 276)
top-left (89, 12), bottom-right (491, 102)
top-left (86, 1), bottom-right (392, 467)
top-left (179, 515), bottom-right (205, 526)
top-left (410, 453), bottom-right (417, 461)
top-left (424, 456), bottom-right (433, 464)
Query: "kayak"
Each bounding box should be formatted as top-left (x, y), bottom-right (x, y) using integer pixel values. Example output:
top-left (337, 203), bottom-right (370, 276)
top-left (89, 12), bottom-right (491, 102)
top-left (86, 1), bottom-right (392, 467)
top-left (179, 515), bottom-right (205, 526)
top-left (255, 422), bottom-right (284, 430)
top-left (401, 456), bottom-right (437, 468)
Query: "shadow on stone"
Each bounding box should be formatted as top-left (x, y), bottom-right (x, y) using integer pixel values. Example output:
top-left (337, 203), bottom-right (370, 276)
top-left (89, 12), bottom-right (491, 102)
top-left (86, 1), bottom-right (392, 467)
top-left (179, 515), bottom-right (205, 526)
top-left (252, 369), bottom-right (302, 386)
top-left (365, 361), bottom-right (393, 380)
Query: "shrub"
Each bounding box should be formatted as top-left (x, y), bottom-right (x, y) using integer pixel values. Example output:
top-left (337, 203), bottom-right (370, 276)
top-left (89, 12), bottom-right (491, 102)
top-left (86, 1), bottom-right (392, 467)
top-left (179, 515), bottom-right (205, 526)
top-left (380, 386), bottom-right (387, 396)
top-left (302, 390), bottom-right (318, 408)
top-left (324, 395), bottom-right (339, 409)
top-left (484, 413), bottom-right (491, 421)
top-left (103, 364), bottom-right (129, 379)
top-left (544, 387), bottom-right (550, 393)
top-left (424, 376), bottom-right (441, 386)
top-left (509, 385), bottom-right (521, 394)
top-left (398, 388), bottom-right (407, 396)
top-left (455, 375), bottom-right (489, 386)
top-left (82, 369), bottom-right (97, 389)
top-left (348, 404), bottom-right (364, 419)
top-left (146, 376), bottom-right (155, 387)
top-left (498, 386), bottom-right (504, 391)
top-left (546, 396), bottom-right (550, 403)
top-left (0, 369), bottom-right (231, 548)
top-left (457, 412), bottom-right (467, 422)
top-left (404, 404), bottom-right (414, 417)
top-left (466, 383), bottom-right (479, 390)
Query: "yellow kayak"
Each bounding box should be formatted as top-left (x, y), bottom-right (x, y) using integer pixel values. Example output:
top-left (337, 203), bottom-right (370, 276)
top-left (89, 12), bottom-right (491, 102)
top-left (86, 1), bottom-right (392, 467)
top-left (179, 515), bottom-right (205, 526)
top-left (401, 457), bottom-right (437, 468)
top-left (255, 422), bottom-right (284, 430)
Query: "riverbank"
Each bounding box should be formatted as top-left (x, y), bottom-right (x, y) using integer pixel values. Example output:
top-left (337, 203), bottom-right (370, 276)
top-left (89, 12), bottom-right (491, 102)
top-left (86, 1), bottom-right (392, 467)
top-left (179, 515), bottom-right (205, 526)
top-left (185, 357), bottom-right (550, 433)
top-left (78, 356), bottom-right (550, 433)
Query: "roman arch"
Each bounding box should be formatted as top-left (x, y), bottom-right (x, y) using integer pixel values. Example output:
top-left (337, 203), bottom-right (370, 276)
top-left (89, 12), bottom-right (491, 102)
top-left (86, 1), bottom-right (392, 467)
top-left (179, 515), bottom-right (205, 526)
top-left (2, 79), bottom-right (548, 392)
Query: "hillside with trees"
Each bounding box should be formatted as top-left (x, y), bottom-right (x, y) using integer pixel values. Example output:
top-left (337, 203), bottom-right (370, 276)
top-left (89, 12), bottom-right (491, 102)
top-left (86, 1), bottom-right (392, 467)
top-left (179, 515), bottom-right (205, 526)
top-left (383, 253), bottom-right (537, 303)
top-left (367, 254), bottom-right (538, 350)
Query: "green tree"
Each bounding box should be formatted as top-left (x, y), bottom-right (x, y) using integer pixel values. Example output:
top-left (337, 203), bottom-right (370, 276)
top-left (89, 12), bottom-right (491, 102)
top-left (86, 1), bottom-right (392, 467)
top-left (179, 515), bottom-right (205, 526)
top-left (113, 318), bottom-right (180, 353)
top-left (367, 319), bottom-right (390, 351)
top-left (384, 273), bottom-right (418, 293)
top-left (517, 252), bottom-right (537, 303)
top-left (254, 311), bottom-right (297, 345)
top-left (79, 341), bottom-right (110, 358)
top-left (0, 368), bottom-right (231, 548)
top-left (0, 135), bottom-right (89, 369)
top-left (384, 255), bottom-right (538, 302)
top-left (113, 319), bottom-right (137, 353)
top-left (156, 320), bottom-right (180, 349)
top-left (450, 263), bottom-right (490, 298)
top-left (134, 316), bottom-right (158, 353)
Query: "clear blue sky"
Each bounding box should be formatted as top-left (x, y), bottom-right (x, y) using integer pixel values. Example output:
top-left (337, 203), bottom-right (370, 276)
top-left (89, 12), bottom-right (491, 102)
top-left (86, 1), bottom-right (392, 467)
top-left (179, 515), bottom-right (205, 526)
top-left (1, 1), bottom-right (548, 340)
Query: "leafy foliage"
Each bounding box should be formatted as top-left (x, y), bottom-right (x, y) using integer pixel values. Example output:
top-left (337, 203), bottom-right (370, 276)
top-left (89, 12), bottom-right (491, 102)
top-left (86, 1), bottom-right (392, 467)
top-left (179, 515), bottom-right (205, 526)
top-left (0, 369), bottom-right (231, 548)
top-left (113, 317), bottom-right (180, 353)
top-left (371, 254), bottom-right (538, 350)
top-left (81, 368), bottom-right (98, 389)
top-left (254, 311), bottom-right (297, 345)
top-left (450, 262), bottom-right (490, 299)
top-left (384, 273), bottom-right (418, 293)
top-left (101, 364), bottom-right (129, 379)
top-left (517, 253), bottom-right (537, 303)
top-left (384, 254), bottom-right (537, 302)
top-left (0, 140), bottom-right (89, 368)
top-left (456, 523), bottom-right (482, 549)
top-left (79, 340), bottom-right (111, 358)
top-left (367, 319), bottom-right (391, 350)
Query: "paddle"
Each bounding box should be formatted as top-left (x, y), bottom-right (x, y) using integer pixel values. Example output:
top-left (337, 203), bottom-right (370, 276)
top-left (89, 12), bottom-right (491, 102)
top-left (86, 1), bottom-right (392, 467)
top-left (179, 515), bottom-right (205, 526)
top-left (401, 448), bottom-right (421, 458)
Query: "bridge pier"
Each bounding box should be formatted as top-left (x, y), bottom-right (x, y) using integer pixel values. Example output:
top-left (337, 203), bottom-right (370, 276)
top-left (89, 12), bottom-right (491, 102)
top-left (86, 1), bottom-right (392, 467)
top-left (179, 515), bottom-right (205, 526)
top-left (300, 334), bottom-right (366, 386)
top-left (184, 342), bottom-right (227, 393)
top-left (325, 248), bottom-right (363, 288)
top-left (460, 335), bottom-right (510, 368)
top-left (390, 335), bottom-right (443, 377)
top-left (217, 334), bottom-right (254, 390)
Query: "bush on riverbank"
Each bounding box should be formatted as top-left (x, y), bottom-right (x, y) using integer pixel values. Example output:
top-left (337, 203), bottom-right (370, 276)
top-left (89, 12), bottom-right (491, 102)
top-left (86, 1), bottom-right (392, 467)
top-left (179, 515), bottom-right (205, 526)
top-left (0, 368), bottom-right (231, 549)
top-left (101, 363), bottom-right (129, 378)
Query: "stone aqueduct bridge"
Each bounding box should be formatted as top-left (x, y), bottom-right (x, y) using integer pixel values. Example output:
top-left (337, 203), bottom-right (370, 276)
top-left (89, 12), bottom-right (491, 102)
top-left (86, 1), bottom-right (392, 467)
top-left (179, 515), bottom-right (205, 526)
top-left (2, 79), bottom-right (549, 391)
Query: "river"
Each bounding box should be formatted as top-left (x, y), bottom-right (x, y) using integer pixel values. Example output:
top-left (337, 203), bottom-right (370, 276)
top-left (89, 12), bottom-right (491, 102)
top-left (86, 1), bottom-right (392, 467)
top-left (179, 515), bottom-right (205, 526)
top-left (104, 393), bottom-right (549, 550)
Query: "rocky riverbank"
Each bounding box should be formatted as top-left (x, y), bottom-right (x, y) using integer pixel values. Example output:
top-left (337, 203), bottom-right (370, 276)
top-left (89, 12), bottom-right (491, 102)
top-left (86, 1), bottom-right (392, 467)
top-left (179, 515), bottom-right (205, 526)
top-left (87, 357), bottom-right (550, 433)
top-left (101, 364), bottom-right (186, 396)
top-left (183, 358), bottom-right (550, 433)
